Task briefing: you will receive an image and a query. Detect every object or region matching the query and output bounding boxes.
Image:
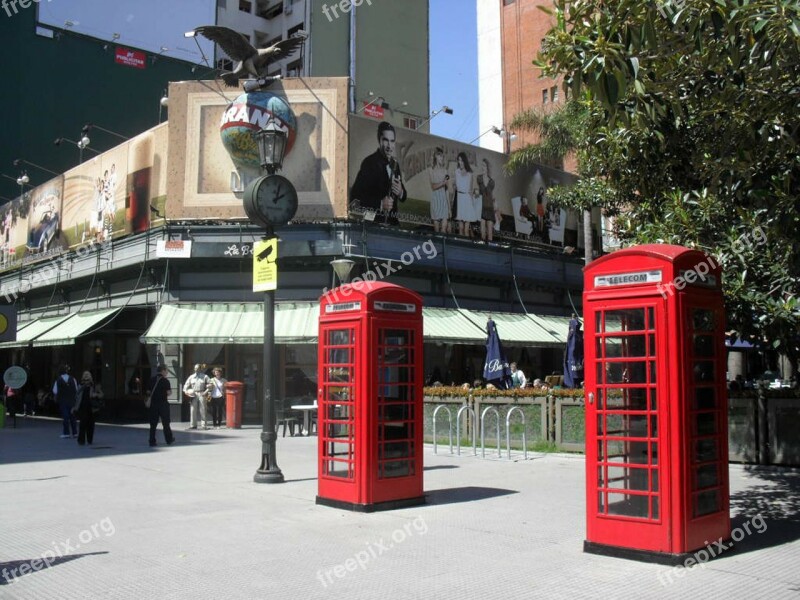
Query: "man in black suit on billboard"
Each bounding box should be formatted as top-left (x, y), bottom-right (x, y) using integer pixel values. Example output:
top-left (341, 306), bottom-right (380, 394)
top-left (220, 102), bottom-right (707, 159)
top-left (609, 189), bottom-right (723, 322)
top-left (350, 121), bottom-right (407, 225)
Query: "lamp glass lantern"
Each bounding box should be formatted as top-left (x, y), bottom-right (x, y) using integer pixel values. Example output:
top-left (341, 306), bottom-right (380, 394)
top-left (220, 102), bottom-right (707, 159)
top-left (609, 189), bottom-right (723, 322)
top-left (255, 120), bottom-right (288, 174)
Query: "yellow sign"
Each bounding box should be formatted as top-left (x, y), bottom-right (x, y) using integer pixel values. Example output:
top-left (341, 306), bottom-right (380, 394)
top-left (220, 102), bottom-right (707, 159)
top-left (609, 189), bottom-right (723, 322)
top-left (253, 239), bottom-right (278, 292)
top-left (0, 305), bottom-right (17, 342)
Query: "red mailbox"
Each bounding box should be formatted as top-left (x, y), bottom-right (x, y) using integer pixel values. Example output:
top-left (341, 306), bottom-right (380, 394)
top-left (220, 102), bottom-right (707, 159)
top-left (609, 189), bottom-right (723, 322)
top-left (583, 245), bottom-right (730, 562)
top-left (316, 281), bottom-right (424, 511)
top-left (225, 381), bottom-right (244, 429)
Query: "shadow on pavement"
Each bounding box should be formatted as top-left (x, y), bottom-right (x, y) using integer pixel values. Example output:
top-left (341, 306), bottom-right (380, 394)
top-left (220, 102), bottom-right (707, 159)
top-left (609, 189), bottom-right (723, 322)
top-left (0, 552), bottom-right (109, 585)
top-left (425, 485), bottom-right (518, 505)
top-left (423, 465), bottom-right (459, 471)
top-left (726, 467), bottom-right (800, 555)
top-left (0, 417), bottom-right (235, 465)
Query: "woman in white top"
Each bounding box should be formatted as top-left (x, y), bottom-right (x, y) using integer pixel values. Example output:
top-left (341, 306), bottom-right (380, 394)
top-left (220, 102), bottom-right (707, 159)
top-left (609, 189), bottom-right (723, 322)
top-left (209, 367), bottom-right (228, 429)
top-left (428, 147), bottom-right (450, 233)
top-left (454, 152), bottom-right (476, 237)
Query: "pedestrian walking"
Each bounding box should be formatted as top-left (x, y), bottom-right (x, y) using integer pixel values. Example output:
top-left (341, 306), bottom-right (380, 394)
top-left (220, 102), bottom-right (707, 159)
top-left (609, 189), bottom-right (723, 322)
top-left (52, 365), bottom-right (79, 438)
top-left (147, 365), bottom-right (174, 447)
top-left (183, 364), bottom-right (211, 430)
top-left (73, 371), bottom-right (97, 445)
top-left (209, 367), bottom-right (227, 429)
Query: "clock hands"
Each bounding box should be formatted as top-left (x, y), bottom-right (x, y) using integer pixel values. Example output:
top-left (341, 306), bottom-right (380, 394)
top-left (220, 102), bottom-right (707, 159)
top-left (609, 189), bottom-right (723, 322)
top-left (272, 182), bottom-right (282, 204)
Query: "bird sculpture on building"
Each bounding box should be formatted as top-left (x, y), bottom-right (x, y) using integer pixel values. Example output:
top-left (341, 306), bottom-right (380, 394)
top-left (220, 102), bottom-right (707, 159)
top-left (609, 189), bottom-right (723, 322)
top-left (186, 26), bottom-right (306, 87)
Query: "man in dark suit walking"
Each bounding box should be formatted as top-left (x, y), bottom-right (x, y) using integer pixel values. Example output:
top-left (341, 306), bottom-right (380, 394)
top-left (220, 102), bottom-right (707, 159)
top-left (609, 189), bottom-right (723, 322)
top-left (147, 366), bottom-right (174, 447)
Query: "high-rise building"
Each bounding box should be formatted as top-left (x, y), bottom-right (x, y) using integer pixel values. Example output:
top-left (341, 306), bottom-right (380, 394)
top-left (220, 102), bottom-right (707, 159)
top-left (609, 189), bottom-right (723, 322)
top-left (215, 0), bottom-right (430, 129)
top-left (477, 0), bottom-right (562, 156)
top-left (0, 0), bottom-right (428, 200)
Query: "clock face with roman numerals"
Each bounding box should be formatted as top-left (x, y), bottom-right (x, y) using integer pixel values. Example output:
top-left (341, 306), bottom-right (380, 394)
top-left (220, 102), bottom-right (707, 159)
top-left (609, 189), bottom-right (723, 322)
top-left (243, 174), bottom-right (298, 228)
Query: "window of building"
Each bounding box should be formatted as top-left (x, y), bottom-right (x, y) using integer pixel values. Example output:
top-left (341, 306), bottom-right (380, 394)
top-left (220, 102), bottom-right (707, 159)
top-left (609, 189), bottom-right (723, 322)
top-left (403, 117), bottom-right (418, 130)
top-left (503, 0), bottom-right (516, 5)
top-left (551, 86), bottom-right (559, 103)
top-left (286, 59), bottom-right (302, 77)
top-left (287, 22), bottom-right (305, 39)
top-left (218, 0), bottom-right (227, 8)
top-left (542, 89), bottom-right (549, 104)
top-left (239, 0), bottom-right (252, 13)
top-left (258, 1), bottom-right (283, 19)
top-left (217, 58), bottom-right (234, 72)
top-left (258, 32), bottom-right (281, 48)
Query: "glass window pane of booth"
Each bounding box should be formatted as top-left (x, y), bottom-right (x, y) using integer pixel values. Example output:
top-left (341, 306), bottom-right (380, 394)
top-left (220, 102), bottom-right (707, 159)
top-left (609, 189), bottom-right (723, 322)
top-left (376, 329), bottom-right (415, 479)
top-left (321, 328), bottom-right (356, 480)
top-left (594, 306), bottom-right (660, 522)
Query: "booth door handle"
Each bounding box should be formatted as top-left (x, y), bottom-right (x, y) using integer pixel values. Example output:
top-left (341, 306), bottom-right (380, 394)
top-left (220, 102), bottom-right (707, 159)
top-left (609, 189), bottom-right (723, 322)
top-left (588, 392), bottom-right (594, 405)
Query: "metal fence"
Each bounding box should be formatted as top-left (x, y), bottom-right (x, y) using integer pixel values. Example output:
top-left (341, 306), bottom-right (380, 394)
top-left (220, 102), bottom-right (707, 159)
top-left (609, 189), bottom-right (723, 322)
top-left (424, 393), bottom-right (800, 466)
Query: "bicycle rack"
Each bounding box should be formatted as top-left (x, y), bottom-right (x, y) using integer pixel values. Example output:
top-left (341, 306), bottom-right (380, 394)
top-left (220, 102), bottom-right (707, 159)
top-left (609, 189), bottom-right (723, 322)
top-left (456, 405), bottom-right (477, 456)
top-left (432, 405), bottom-right (453, 454)
top-left (506, 406), bottom-right (528, 460)
top-left (480, 406), bottom-right (501, 458)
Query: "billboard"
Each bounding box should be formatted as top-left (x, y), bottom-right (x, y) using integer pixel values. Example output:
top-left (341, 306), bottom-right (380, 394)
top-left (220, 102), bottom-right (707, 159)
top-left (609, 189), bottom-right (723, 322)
top-left (0, 192), bottom-right (31, 271)
top-left (36, 0), bottom-right (214, 64)
top-left (165, 78), bottom-right (349, 222)
top-left (61, 144), bottom-right (129, 248)
top-left (26, 176), bottom-right (64, 257)
top-left (57, 125), bottom-right (168, 249)
top-left (347, 115), bottom-right (581, 246)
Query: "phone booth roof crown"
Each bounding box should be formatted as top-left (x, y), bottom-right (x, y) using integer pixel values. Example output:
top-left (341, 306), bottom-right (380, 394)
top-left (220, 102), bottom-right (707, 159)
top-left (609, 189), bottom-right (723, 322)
top-left (584, 244), bottom-right (722, 294)
top-left (319, 280), bottom-right (423, 315)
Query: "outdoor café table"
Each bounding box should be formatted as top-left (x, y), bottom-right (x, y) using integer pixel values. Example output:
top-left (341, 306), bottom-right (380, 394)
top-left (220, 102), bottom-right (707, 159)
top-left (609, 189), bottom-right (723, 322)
top-left (290, 402), bottom-right (317, 436)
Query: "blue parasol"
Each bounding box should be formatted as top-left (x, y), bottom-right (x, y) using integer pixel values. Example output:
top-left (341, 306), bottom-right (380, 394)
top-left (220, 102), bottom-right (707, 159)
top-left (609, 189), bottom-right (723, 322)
top-left (483, 319), bottom-right (512, 389)
top-left (563, 317), bottom-right (584, 388)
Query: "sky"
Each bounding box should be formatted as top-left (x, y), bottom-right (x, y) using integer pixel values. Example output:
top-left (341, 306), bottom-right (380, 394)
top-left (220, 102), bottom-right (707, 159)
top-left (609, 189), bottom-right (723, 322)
top-left (428, 0), bottom-right (480, 144)
top-left (36, 0), bottom-right (481, 143)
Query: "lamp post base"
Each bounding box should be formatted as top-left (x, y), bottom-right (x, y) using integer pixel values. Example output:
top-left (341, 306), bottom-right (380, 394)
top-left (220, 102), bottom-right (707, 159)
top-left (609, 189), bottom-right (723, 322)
top-left (253, 467), bottom-right (285, 484)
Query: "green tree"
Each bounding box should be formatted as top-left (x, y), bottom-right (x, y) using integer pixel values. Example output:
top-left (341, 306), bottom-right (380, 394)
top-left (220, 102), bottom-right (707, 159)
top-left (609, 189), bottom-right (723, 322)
top-left (536, 0), bottom-right (800, 364)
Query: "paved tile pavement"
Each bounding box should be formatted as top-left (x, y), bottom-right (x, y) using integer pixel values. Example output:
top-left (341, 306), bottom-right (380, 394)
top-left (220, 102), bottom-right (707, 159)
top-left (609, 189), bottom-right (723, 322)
top-left (1, 417), bottom-right (799, 599)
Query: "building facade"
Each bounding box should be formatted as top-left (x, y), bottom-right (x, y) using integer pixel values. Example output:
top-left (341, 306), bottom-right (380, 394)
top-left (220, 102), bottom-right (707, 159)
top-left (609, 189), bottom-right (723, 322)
top-left (0, 77), bottom-right (583, 424)
top-left (477, 0), bottom-right (562, 154)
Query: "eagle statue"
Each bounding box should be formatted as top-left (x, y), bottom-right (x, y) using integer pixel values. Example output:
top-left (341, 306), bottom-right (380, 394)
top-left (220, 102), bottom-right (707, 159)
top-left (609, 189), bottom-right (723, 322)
top-left (186, 25), bottom-right (306, 87)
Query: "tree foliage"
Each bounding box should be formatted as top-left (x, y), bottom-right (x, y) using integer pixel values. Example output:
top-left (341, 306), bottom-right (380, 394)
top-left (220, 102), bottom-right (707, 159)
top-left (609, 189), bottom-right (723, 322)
top-left (537, 0), bottom-right (800, 362)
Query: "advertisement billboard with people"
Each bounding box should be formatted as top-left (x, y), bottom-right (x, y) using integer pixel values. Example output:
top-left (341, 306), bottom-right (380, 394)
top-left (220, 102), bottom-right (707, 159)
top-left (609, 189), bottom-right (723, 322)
top-left (347, 114), bottom-right (583, 247)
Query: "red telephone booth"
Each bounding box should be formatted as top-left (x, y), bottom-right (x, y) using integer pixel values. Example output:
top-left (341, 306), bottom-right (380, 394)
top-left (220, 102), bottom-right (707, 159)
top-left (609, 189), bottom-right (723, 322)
top-left (583, 245), bottom-right (730, 562)
top-left (316, 281), bottom-right (425, 511)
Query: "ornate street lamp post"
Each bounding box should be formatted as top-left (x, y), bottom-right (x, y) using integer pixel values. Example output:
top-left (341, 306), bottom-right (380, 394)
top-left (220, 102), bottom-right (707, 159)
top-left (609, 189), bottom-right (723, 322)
top-left (245, 117), bottom-right (298, 484)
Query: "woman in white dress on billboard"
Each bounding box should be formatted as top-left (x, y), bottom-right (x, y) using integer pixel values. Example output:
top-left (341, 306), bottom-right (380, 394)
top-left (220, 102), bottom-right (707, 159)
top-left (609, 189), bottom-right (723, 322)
top-left (429, 147), bottom-right (450, 233)
top-left (455, 152), bottom-right (476, 237)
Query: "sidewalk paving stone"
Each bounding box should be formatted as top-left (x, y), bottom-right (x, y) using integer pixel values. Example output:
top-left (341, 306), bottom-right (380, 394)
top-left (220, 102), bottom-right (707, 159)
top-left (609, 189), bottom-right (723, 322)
top-left (1, 417), bottom-right (798, 599)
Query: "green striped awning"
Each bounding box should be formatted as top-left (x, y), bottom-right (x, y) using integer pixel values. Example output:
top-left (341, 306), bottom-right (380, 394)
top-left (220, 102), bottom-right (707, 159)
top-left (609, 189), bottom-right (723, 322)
top-left (32, 308), bottom-right (121, 347)
top-left (422, 307), bottom-right (486, 344)
top-left (529, 314), bottom-right (573, 342)
top-left (0, 314), bottom-right (73, 349)
top-left (459, 309), bottom-right (564, 346)
top-left (140, 303), bottom-right (319, 345)
top-left (140, 303), bottom-right (567, 347)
